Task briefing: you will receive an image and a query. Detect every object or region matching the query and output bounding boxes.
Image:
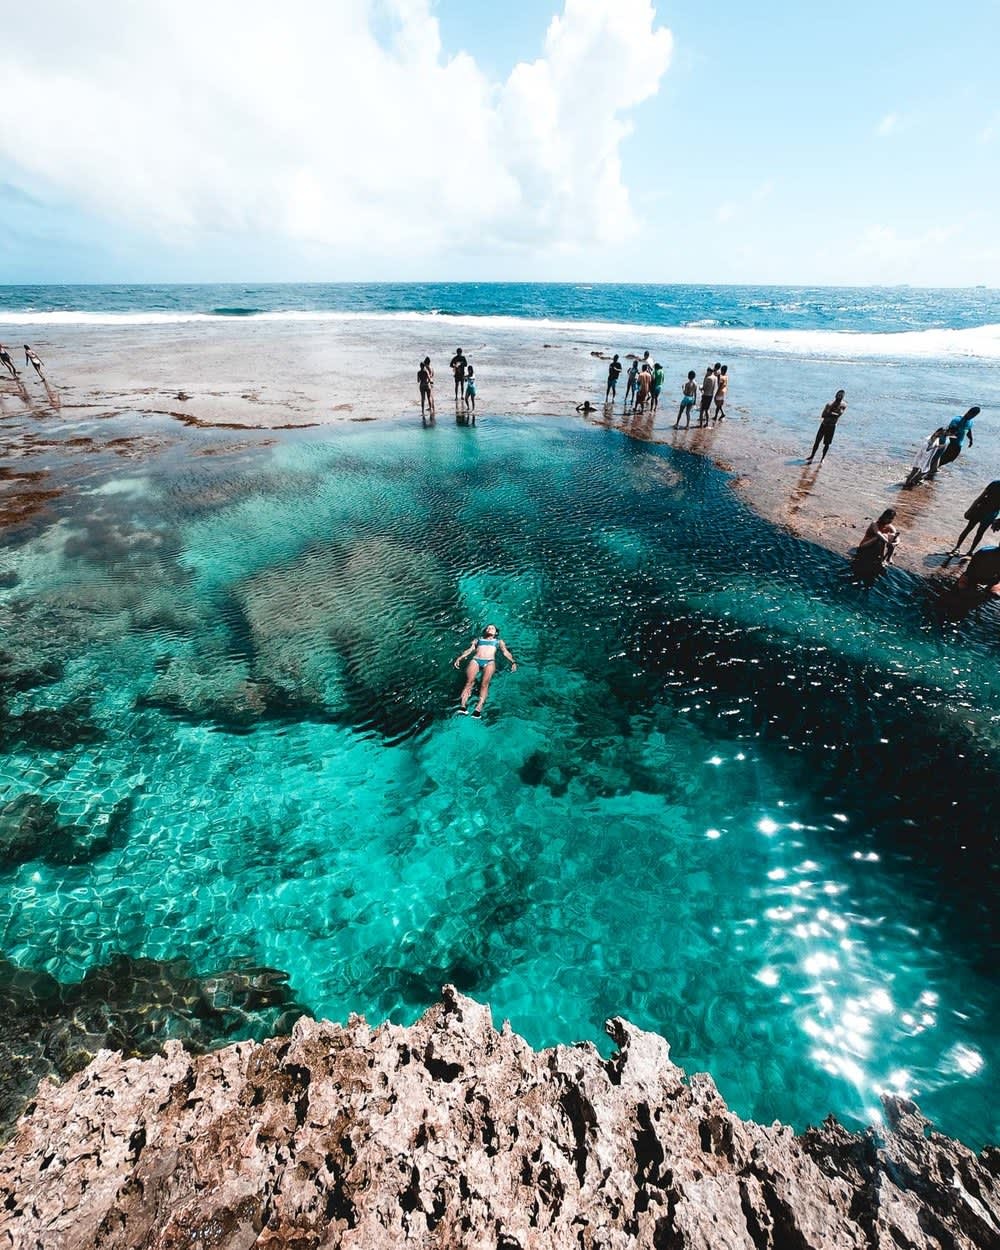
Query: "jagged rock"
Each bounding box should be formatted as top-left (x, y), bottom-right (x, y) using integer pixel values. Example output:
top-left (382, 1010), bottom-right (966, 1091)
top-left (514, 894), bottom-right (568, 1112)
top-left (0, 954), bottom-right (307, 1141)
top-left (1, 988), bottom-right (996, 1249)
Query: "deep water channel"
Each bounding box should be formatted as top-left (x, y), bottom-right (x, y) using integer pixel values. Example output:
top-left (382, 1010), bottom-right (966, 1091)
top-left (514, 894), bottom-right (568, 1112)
top-left (1, 414), bottom-right (997, 1146)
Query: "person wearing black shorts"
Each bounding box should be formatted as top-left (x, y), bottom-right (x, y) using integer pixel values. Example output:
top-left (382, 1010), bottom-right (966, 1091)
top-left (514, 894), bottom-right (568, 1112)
top-left (806, 390), bottom-right (847, 463)
top-left (605, 354), bottom-right (622, 401)
top-left (449, 348), bottom-right (467, 400)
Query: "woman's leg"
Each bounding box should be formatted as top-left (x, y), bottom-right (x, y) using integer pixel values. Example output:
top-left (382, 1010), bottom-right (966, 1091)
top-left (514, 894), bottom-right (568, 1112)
top-left (806, 424), bottom-right (825, 462)
top-left (474, 662), bottom-right (496, 713)
top-left (459, 661), bottom-right (480, 710)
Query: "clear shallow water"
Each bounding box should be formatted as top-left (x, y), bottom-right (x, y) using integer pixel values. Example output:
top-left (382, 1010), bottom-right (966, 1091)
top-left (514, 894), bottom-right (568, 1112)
top-left (1, 416), bottom-right (998, 1146)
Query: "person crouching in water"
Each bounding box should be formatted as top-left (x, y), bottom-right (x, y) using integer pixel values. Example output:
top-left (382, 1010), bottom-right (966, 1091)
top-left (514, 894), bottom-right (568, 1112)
top-left (453, 624), bottom-right (517, 717)
top-left (854, 508), bottom-right (899, 574)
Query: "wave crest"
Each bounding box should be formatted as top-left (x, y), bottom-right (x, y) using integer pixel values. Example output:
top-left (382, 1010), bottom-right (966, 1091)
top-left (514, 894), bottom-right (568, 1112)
top-left (0, 308), bottom-right (998, 360)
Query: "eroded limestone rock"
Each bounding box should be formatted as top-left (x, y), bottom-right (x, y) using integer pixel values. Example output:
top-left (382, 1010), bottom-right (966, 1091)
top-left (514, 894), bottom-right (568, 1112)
top-left (2, 987), bottom-right (996, 1249)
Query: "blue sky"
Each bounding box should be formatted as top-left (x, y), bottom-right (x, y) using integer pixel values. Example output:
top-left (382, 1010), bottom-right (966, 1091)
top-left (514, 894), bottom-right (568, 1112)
top-left (0, 0), bottom-right (997, 285)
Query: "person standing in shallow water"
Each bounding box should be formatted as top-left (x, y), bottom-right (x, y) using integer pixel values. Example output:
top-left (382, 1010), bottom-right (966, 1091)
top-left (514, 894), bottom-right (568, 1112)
top-left (699, 367), bottom-right (716, 426)
top-left (453, 624), bottom-right (517, 717)
top-left (0, 344), bottom-right (17, 377)
top-left (464, 365), bottom-right (477, 419)
top-left (675, 371), bottom-right (698, 428)
top-left (623, 359), bottom-right (639, 410)
top-left (418, 357), bottom-right (434, 417)
top-left (806, 389), bottom-right (847, 463)
top-left (606, 354), bottom-right (622, 402)
top-left (651, 362), bottom-right (664, 413)
top-left (714, 364), bottom-right (728, 420)
top-left (634, 364), bottom-right (652, 414)
top-left (449, 347), bottom-right (467, 401)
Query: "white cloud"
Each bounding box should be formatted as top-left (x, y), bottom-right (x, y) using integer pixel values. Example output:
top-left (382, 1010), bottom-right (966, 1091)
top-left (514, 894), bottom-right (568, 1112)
top-left (0, 0), bottom-right (672, 265)
top-left (876, 112), bottom-right (899, 137)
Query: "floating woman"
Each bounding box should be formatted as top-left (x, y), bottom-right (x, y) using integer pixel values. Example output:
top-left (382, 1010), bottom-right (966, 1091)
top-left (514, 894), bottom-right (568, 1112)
top-left (453, 624), bottom-right (517, 717)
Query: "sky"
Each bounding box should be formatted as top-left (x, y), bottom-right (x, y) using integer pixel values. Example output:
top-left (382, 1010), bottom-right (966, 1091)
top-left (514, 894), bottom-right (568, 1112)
top-left (0, 0), bottom-right (997, 286)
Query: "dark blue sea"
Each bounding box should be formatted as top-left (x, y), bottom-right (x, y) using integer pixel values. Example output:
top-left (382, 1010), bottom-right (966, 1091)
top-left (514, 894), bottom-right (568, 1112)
top-left (0, 281), bottom-right (998, 338)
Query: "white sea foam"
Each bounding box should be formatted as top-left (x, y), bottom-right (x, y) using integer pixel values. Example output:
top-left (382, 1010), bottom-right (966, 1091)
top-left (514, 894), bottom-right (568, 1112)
top-left (1, 308), bottom-right (998, 360)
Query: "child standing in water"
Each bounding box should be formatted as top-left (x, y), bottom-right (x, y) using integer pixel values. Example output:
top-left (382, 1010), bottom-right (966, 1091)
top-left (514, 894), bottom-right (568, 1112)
top-left (464, 366), bottom-right (477, 418)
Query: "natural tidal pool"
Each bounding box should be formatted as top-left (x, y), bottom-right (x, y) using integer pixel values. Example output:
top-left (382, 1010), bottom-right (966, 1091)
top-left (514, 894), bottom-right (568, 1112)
top-left (1, 413), bottom-right (998, 1147)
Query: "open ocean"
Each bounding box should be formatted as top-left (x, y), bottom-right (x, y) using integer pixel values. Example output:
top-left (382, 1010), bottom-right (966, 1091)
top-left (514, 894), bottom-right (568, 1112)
top-left (1, 281), bottom-right (999, 352)
top-left (1, 284), bottom-right (998, 1149)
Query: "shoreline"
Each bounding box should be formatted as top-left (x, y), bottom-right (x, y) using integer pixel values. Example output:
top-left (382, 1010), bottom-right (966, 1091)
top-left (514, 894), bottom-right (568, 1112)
top-left (0, 319), bottom-right (996, 579)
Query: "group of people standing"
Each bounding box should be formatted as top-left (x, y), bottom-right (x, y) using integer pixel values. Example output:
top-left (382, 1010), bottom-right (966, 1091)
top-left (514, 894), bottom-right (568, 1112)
top-left (417, 348), bottom-right (478, 420)
top-left (604, 353), bottom-right (730, 426)
top-left (0, 343), bottom-right (44, 380)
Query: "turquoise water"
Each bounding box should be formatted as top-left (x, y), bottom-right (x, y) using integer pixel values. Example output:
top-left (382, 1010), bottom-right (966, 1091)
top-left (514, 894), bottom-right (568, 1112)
top-left (1, 415), bottom-right (998, 1146)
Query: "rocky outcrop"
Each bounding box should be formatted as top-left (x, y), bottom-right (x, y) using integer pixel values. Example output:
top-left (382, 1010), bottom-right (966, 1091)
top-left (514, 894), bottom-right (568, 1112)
top-left (1, 988), bottom-right (997, 1250)
top-left (0, 954), bottom-right (305, 1140)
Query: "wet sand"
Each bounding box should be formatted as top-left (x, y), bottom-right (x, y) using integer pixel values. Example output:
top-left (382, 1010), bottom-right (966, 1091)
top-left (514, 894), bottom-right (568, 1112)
top-left (1, 319), bottom-right (995, 579)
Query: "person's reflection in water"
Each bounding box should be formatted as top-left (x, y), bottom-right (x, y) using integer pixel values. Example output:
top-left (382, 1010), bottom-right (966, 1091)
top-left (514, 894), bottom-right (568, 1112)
top-left (629, 405), bottom-right (655, 440)
top-left (788, 463), bottom-right (820, 518)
